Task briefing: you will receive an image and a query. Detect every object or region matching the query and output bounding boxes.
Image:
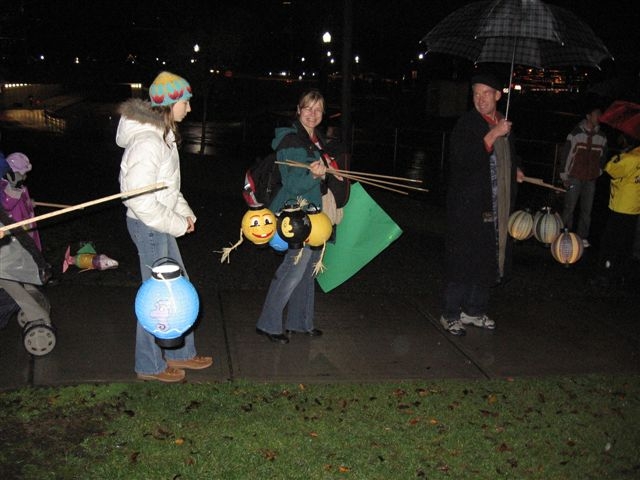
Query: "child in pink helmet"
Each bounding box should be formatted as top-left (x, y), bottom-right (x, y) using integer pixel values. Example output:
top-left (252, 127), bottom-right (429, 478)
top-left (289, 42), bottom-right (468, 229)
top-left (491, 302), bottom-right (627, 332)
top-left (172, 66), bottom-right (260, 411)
top-left (0, 152), bottom-right (41, 250)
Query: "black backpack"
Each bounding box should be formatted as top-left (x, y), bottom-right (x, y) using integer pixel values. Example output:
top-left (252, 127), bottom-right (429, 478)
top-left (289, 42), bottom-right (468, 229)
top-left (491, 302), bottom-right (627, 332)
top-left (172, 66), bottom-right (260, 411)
top-left (242, 151), bottom-right (281, 207)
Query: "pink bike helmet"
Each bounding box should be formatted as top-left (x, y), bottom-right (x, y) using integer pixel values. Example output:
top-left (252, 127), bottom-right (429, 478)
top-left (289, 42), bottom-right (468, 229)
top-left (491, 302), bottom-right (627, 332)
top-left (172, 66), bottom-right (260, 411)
top-left (6, 152), bottom-right (32, 174)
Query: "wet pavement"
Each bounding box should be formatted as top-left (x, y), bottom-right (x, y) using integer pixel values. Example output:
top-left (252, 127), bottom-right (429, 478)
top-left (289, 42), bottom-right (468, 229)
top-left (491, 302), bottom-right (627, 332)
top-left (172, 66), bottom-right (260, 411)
top-left (0, 102), bottom-right (639, 389)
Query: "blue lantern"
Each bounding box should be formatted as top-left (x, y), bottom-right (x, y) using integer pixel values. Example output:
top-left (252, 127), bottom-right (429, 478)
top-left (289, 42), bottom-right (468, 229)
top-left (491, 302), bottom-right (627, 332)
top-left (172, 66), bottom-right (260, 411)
top-left (269, 229), bottom-right (288, 252)
top-left (135, 260), bottom-right (199, 348)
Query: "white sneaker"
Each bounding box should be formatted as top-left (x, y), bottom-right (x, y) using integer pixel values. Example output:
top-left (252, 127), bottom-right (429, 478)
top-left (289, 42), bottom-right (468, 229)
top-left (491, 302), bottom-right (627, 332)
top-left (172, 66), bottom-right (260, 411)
top-left (460, 312), bottom-right (496, 329)
top-left (439, 316), bottom-right (466, 336)
top-left (582, 239), bottom-right (590, 248)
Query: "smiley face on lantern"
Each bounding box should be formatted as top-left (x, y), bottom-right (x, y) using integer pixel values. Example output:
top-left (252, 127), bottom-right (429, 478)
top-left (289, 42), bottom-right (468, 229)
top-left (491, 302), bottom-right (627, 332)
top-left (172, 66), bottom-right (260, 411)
top-left (277, 202), bottom-right (311, 250)
top-left (241, 205), bottom-right (276, 245)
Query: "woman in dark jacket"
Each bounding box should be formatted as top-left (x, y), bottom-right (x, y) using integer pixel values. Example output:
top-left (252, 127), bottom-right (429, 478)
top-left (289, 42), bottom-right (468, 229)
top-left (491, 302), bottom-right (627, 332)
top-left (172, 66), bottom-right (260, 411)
top-left (256, 90), bottom-right (349, 344)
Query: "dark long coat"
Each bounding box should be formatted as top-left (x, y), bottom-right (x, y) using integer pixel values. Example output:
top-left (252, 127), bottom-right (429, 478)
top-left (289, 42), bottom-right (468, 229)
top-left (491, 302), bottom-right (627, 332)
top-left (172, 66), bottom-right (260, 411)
top-left (445, 109), bottom-right (519, 287)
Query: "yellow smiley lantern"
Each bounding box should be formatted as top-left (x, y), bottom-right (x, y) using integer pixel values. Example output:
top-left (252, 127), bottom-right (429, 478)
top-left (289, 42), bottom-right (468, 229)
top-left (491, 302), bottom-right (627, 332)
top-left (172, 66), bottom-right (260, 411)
top-left (218, 205), bottom-right (276, 263)
top-left (241, 206), bottom-right (277, 245)
top-left (306, 206), bottom-right (333, 247)
top-left (305, 204), bottom-right (334, 275)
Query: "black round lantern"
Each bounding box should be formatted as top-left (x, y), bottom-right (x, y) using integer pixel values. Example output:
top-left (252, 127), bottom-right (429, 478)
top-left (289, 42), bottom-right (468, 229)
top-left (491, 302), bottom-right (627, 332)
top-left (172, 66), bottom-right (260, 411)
top-left (276, 202), bottom-right (311, 250)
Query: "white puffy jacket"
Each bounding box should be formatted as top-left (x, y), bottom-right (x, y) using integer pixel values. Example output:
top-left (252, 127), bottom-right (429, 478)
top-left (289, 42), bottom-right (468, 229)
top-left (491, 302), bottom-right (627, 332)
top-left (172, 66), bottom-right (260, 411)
top-left (117, 98), bottom-right (195, 237)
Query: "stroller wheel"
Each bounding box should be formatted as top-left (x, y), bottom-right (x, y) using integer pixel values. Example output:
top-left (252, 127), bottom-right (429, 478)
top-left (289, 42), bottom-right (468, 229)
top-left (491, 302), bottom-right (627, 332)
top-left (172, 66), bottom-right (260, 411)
top-left (23, 321), bottom-right (57, 356)
top-left (17, 309), bottom-right (28, 328)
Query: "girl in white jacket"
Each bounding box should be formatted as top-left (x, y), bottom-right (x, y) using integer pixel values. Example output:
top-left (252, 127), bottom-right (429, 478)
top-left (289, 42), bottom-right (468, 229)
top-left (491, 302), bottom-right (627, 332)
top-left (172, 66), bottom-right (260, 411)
top-left (117, 71), bottom-right (212, 382)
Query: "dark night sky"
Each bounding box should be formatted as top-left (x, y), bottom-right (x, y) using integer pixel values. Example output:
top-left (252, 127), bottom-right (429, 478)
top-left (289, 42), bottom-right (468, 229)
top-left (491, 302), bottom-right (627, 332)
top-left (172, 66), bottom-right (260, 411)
top-left (3, 0), bottom-right (639, 77)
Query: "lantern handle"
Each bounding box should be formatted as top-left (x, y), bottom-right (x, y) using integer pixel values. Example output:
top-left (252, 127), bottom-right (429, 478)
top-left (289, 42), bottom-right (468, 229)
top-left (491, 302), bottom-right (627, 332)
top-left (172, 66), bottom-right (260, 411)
top-left (146, 257), bottom-right (184, 275)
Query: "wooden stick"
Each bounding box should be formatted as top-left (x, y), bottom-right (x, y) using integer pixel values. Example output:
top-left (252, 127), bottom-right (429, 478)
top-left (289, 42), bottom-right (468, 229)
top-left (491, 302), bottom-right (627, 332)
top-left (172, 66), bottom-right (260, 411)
top-left (278, 160), bottom-right (423, 183)
top-left (347, 177), bottom-right (409, 195)
top-left (33, 201), bottom-right (73, 209)
top-left (276, 161), bottom-right (428, 193)
top-left (332, 170), bottom-right (430, 193)
top-left (330, 167), bottom-right (424, 184)
top-left (522, 176), bottom-right (566, 193)
top-left (0, 183), bottom-right (166, 233)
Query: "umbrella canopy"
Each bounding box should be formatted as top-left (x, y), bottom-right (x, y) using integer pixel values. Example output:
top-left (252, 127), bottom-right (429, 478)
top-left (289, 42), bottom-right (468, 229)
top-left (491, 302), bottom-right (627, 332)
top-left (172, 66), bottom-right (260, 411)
top-left (421, 0), bottom-right (612, 69)
top-left (421, 0), bottom-right (612, 118)
top-left (600, 100), bottom-right (640, 141)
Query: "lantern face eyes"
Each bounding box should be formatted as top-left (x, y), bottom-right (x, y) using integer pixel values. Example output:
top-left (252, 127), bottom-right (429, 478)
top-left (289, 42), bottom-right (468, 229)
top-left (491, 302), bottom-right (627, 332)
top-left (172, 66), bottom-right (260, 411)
top-left (241, 208), bottom-right (277, 245)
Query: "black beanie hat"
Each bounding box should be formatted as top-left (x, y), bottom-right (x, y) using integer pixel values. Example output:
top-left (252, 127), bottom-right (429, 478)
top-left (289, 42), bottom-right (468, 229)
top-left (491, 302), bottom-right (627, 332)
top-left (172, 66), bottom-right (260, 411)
top-left (471, 73), bottom-right (504, 91)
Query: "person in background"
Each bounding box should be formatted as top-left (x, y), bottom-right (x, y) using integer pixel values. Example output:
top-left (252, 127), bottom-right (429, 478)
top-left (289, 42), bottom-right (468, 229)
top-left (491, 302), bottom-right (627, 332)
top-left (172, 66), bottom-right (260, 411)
top-left (0, 152), bottom-right (41, 251)
top-left (255, 89), bottom-right (349, 344)
top-left (559, 105), bottom-right (608, 248)
top-left (440, 73), bottom-right (524, 336)
top-left (117, 71), bottom-right (212, 382)
top-left (593, 136), bottom-right (640, 287)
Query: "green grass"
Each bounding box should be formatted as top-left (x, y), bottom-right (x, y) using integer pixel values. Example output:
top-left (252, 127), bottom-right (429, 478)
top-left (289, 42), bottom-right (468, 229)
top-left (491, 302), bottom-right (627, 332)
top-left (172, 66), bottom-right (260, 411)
top-left (1, 375), bottom-right (639, 479)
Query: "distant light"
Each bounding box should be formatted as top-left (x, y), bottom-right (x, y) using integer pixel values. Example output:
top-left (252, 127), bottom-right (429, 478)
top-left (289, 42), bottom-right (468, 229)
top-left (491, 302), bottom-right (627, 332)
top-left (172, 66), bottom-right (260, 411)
top-left (280, 71), bottom-right (288, 76)
top-left (354, 55), bottom-right (360, 63)
top-left (74, 57), bottom-right (80, 64)
top-left (39, 55), bottom-right (45, 61)
top-left (194, 44), bottom-right (200, 53)
top-left (418, 53), bottom-right (424, 60)
top-left (190, 58), bottom-right (195, 63)
top-left (330, 58), bottom-right (335, 64)
top-left (322, 31), bottom-right (331, 44)
top-left (301, 57), bottom-right (306, 62)
top-left (326, 51), bottom-right (332, 57)
top-left (514, 84), bottom-right (522, 91)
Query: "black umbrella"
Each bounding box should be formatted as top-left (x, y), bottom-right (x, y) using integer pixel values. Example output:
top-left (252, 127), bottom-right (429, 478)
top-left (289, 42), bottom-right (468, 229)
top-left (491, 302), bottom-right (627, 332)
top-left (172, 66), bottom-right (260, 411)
top-left (421, 0), bottom-right (612, 117)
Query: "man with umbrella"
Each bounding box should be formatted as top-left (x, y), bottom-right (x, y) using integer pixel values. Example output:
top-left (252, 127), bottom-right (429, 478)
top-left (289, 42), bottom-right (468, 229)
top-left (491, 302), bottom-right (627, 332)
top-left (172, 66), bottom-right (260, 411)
top-left (440, 72), bottom-right (524, 336)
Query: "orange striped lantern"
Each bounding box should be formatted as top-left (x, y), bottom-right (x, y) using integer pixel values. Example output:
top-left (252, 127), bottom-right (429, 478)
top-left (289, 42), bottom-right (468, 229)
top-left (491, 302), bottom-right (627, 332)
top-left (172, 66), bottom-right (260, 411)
top-left (508, 209), bottom-right (534, 240)
top-left (550, 228), bottom-right (584, 266)
top-left (533, 207), bottom-right (563, 245)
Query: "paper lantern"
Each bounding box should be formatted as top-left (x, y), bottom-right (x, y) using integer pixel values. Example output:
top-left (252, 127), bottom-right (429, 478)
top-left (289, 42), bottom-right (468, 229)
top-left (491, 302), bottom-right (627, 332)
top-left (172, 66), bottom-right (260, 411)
top-left (533, 207), bottom-right (563, 245)
top-left (551, 228), bottom-right (584, 266)
top-left (269, 229), bottom-right (288, 252)
top-left (241, 205), bottom-right (276, 245)
top-left (276, 202), bottom-right (311, 249)
top-left (135, 260), bottom-right (199, 348)
top-left (508, 209), bottom-right (534, 240)
top-left (305, 206), bottom-right (333, 248)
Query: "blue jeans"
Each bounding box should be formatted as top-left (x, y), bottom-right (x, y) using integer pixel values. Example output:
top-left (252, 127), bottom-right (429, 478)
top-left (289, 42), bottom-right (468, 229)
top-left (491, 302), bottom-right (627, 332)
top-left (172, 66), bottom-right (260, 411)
top-left (127, 217), bottom-right (196, 375)
top-left (561, 177), bottom-right (596, 239)
top-left (256, 246), bottom-right (321, 334)
top-left (442, 281), bottom-right (490, 320)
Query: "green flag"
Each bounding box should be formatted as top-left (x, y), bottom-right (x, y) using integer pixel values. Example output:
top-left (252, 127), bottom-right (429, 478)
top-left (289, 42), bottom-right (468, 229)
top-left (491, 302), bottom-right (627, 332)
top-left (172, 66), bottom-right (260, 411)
top-left (317, 183), bottom-right (403, 292)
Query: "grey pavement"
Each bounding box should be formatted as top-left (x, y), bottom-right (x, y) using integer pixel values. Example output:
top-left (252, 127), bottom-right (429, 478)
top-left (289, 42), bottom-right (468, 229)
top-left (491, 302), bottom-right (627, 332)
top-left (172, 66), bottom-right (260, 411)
top-left (1, 99), bottom-right (639, 390)
top-left (1, 278), bottom-right (638, 390)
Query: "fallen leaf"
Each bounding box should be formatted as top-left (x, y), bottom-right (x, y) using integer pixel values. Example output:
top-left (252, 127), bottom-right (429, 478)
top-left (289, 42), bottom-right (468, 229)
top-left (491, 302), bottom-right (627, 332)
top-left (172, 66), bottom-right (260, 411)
top-left (260, 449), bottom-right (278, 461)
top-left (497, 443), bottom-right (512, 452)
top-left (339, 465), bottom-right (350, 472)
top-left (175, 438), bottom-right (185, 445)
